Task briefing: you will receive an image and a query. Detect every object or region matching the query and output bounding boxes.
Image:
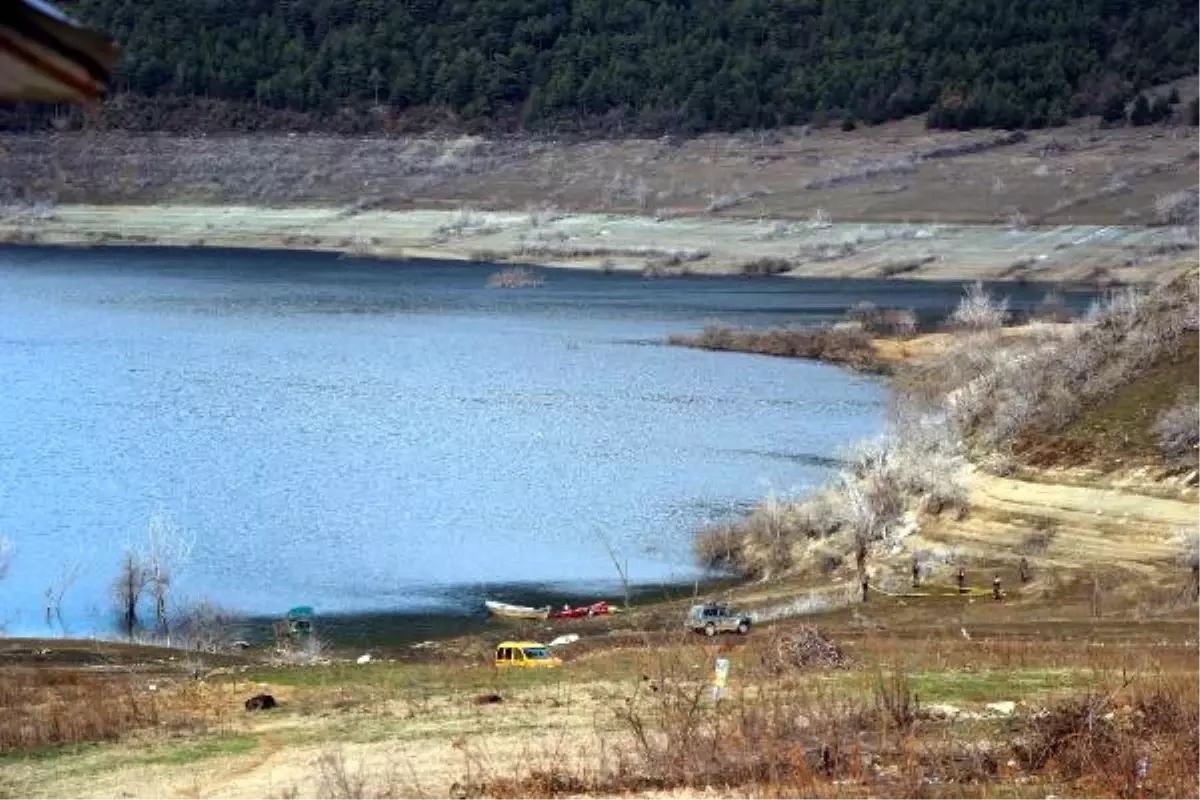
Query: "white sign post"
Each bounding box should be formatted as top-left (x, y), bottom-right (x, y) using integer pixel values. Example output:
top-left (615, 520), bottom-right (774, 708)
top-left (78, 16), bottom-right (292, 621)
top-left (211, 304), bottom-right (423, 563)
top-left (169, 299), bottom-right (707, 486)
top-left (712, 657), bottom-right (730, 703)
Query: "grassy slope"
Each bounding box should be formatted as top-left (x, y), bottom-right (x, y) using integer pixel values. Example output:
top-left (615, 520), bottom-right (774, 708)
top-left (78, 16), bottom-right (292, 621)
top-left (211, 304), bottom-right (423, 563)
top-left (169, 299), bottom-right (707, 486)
top-left (1018, 336), bottom-right (1199, 470)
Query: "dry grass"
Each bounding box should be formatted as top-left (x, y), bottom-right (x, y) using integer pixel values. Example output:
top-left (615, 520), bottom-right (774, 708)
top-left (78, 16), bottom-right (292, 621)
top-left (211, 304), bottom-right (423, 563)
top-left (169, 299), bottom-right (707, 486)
top-left (463, 637), bottom-right (1199, 799)
top-left (0, 669), bottom-right (190, 751)
top-left (0, 114), bottom-right (1195, 227)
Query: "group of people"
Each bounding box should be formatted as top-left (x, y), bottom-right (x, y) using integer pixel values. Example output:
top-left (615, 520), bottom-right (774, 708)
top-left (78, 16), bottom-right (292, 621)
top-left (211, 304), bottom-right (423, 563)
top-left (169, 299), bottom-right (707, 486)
top-left (858, 556), bottom-right (1035, 603)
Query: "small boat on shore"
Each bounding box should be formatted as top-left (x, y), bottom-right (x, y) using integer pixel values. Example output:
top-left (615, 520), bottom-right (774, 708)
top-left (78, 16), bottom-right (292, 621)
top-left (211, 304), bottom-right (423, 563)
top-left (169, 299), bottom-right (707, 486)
top-left (549, 600), bottom-right (621, 619)
top-left (484, 600), bottom-right (551, 620)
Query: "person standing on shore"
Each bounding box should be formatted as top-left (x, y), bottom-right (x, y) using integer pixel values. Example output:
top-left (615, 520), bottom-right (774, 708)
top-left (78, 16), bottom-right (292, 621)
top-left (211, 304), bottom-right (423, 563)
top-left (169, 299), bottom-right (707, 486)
top-left (957, 567), bottom-right (967, 594)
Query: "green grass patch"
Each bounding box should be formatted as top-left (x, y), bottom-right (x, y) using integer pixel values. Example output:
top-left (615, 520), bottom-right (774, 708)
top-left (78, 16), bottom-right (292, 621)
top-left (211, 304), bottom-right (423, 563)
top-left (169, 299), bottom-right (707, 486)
top-left (907, 668), bottom-right (1081, 703)
top-left (136, 735), bottom-right (257, 767)
top-left (0, 741), bottom-right (102, 767)
top-left (1020, 335), bottom-right (1198, 468)
top-left (236, 654), bottom-right (642, 694)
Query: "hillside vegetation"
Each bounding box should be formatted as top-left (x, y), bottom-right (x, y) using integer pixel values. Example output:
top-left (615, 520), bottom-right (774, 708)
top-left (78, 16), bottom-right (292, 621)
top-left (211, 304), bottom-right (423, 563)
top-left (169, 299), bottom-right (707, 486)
top-left (697, 274), bottom-right (1199, 581)
top-left (29, 0), bottom-right (1199, 134)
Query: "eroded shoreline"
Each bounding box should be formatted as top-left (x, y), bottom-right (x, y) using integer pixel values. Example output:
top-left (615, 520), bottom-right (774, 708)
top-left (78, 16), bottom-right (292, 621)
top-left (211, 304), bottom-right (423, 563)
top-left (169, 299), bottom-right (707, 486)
top-left (0, 203), bottom-right (1195, 284)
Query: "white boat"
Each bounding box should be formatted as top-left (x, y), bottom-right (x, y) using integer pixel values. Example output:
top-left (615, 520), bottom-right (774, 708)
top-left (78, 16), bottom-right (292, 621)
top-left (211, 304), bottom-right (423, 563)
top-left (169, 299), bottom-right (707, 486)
top-left (484, 600), bottom-right (551, 620)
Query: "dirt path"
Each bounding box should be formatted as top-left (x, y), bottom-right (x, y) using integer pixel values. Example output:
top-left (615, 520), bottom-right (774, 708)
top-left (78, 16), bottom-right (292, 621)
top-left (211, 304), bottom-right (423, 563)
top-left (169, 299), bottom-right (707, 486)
top-left (916, 470), bottom-right (1196, 573)
top-left (10, 679), bottom-right (632, 800)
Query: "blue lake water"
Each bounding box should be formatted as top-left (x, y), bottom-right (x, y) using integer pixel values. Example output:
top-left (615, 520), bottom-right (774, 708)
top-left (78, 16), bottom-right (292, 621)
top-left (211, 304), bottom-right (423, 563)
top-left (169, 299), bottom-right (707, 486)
top-left (0, 246), bottom-right (1096, 637)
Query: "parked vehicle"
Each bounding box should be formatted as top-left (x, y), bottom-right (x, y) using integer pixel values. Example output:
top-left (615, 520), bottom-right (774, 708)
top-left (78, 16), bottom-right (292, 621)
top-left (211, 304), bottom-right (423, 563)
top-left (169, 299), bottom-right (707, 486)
top-left (494, 640), bottom-right (562, 669)
top-left (484, 600), bottom-right (551, 620)
top-left (686, 602), bottom-right (752, 636)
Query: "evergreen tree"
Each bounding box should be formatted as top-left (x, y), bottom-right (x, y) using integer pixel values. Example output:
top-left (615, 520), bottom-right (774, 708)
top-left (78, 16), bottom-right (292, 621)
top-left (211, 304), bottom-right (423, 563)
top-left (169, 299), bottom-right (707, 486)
top-left (1150, 94), bottom-right (1173, 122)
top-left (1100, 93), bottom-right (1128, 125)
top-left (0, 0), bottom-right (1188, 135)
top-left (1129, 94), bottom-right (1153, 126)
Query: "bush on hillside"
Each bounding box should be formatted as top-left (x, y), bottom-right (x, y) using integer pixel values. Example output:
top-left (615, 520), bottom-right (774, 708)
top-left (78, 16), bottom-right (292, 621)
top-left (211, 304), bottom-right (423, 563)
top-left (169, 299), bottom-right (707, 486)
top-left (948, 281), bottom-right (1009, 331)
top-left (1154, 395), bottom-right (1200, 472)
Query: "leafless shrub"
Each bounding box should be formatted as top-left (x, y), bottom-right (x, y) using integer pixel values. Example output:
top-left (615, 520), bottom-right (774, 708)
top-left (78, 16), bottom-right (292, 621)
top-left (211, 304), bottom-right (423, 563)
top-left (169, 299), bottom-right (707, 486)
top-left (838, 455), bottom-right (903, 575)
top-left (668, 324), bottom-right (881, 372)
top-left (876, 254), bottom-right (936, 277)
top-left (696, 488), bottom-right (846, 579)
top-left (433, 207), bottom-right (503, 241)
top-left (845, 301), bottom-right (881, 331)
top-left (1006, 209), bottom-right (1029, 230)
top-left (693, 394), bottom-right (964, 579)
top-left (808, 208), bottom-right (832, 228)
top-left (518, 242), bottom-right (708, 262)
top-left (1033, 290), bottom-right (1072, 322)
top-left (919, 130), bottom-right (1026, 160)
top-left (873, 670), bottom-right (919, 731)
top-left (1019, 691), bottom-right (1118, 776)
top-left (948, 281), bottom-right (1009, 331)
top-left (739, 257), bottom-right (792, 276)
top-left (173, 601), bottom-right (241, 653)
top-left (525, 204), bottom-right (562, 228)
top-left (1154, 189), bottom-right (1199, 227)
top-left (1171, 525), bottom-right (1200, 568)
top-left (317, 750), bottom-right (369, 799)
top-left (881, 308), bottom-right (918, 338)
top-left (694, 524), bottom-right (746, 572)
top-left (1154, 394), bottom-right (1199, 471)
top-left (803, 157), bottom-right (918, 190)
top-left (749, 220), bottom-right (802, 241)
top-left (707, 189), bottom-right (765, 213)
top-left (486, 266), bottom-right (542, 288)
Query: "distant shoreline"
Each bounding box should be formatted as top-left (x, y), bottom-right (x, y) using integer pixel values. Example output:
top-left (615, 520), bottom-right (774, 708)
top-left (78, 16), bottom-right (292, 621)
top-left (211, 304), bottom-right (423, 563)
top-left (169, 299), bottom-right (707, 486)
top-left (0, 203), bottom-right (1193, 286)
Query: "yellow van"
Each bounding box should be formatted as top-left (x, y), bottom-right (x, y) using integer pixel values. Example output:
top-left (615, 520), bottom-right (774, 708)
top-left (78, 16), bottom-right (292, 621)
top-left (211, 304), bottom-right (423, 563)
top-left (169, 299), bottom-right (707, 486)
top-left (494, 641), bottom-right (562, 669)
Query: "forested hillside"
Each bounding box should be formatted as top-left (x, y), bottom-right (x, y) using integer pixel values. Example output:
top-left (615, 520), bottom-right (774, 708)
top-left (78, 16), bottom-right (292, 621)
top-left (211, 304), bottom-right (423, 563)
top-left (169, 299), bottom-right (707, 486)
top-left (46, 0), bottom-right (1200, 133)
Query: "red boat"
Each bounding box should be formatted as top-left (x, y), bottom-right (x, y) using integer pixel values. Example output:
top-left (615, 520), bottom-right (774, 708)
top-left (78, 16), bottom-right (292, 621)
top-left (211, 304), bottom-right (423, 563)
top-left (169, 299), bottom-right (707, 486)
top-left (549, 600), bottom-right (619, 619)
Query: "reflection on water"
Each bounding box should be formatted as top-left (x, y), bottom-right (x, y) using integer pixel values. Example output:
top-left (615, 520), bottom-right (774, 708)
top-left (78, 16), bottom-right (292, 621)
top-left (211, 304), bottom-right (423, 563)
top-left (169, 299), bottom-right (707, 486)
top-left (0, 246), bottom-right (1096, 638)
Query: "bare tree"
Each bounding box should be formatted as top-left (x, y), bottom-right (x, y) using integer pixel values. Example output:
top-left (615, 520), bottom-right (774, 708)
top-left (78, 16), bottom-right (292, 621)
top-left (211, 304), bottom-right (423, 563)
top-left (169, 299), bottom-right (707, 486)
top-left (114, 551), bottom-right (146, 640)
top-left (597, 530), bottom-right (631, 610)
top-left (145, 513), bottom-right (195, 645)
top-left (44, 557), bottom-right (82, 634)
top-left (173, 600), bottom-right (239, 653)
top-left (0, 537), bottom-right (11, 583)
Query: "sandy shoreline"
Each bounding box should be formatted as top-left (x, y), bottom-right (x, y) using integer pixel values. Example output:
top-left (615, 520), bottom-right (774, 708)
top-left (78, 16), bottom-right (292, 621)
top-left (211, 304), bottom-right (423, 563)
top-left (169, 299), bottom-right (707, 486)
top-left (0, 203), bottom-right (1194, 284)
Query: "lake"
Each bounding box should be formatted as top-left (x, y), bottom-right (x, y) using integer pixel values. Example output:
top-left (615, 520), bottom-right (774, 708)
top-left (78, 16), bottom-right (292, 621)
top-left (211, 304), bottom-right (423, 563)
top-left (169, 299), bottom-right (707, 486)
top-left (0, 246), bottom-right (1096, 639)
